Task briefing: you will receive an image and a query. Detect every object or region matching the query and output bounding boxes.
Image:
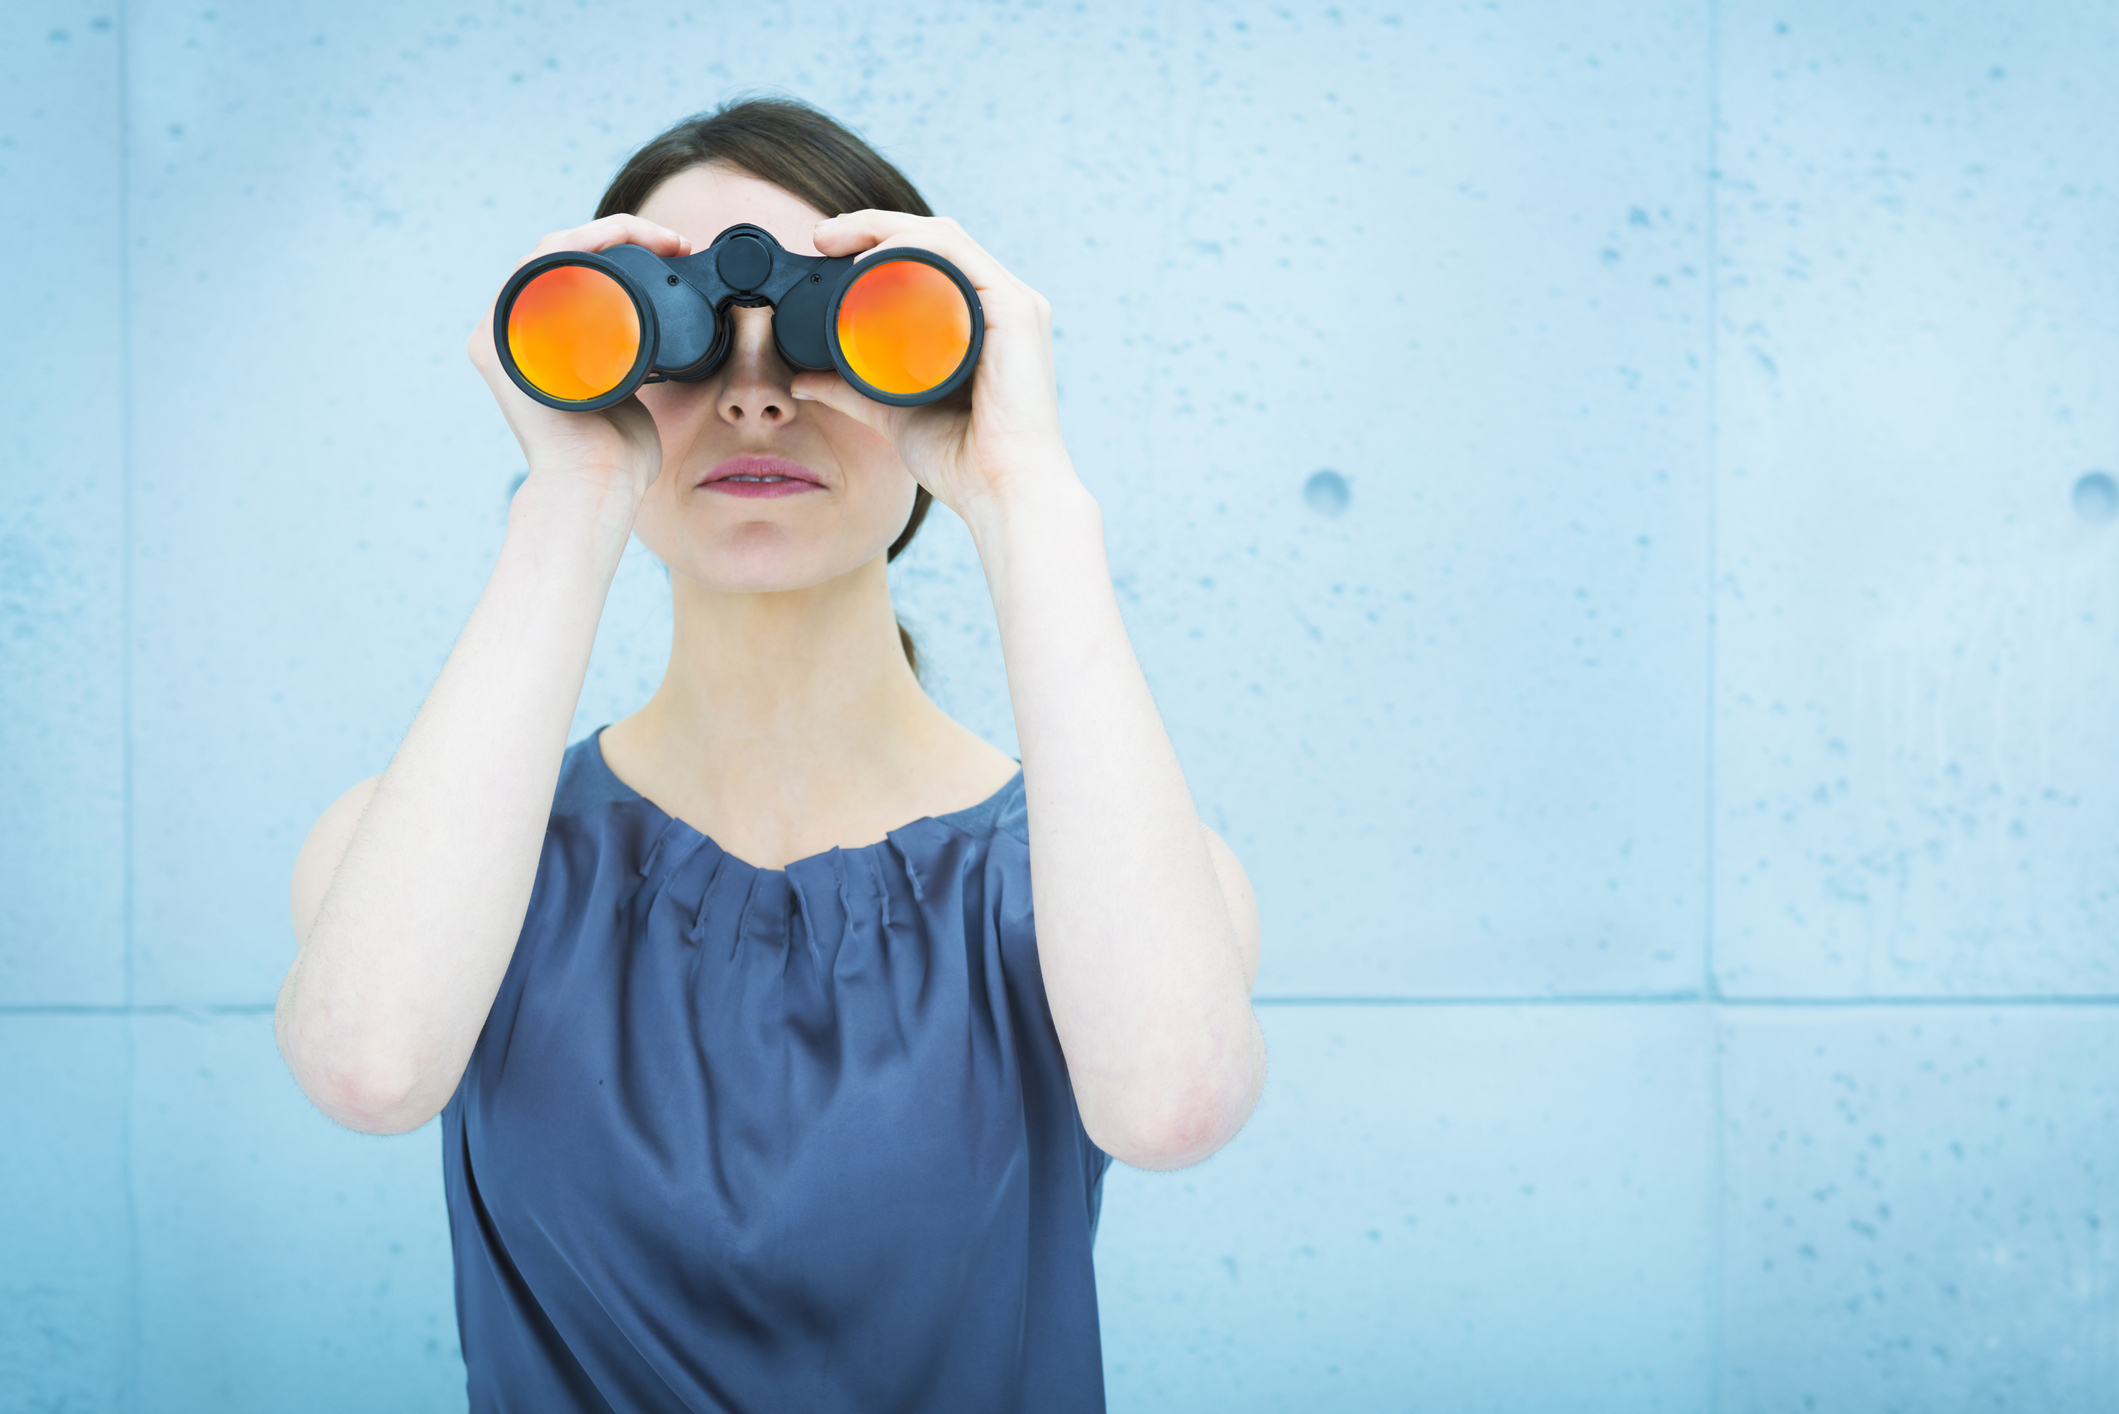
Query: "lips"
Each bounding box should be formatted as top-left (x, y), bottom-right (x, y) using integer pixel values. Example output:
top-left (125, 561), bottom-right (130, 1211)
top-left (699, 455), bottom-right (824, 498)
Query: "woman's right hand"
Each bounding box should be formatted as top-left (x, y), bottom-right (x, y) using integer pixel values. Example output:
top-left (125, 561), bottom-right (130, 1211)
top-left (466, 213), bottom-right (693, 508)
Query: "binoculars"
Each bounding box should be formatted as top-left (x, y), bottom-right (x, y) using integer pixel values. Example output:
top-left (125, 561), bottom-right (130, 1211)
top-left (493, 224), bottom-right (984, 411)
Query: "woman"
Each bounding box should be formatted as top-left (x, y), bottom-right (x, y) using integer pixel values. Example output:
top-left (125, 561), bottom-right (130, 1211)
top-left (277, 98), bottom-right (1264, 1412)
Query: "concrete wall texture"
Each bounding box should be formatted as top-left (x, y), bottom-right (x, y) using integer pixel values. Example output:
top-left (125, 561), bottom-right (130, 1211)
top-left (2, 0), bottom-right (2114, 1409)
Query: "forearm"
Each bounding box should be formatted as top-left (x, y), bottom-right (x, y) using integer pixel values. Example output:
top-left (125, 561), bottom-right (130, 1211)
top-left (970, 472), bottom-right (1265, 1170)
top-left (277, 477), bottom-right (635, 1132)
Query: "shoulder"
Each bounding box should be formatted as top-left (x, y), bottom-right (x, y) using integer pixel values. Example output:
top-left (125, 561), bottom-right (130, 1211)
top-left (992, 772), bottom-right (1028, 846)
top-left (931, 764), bottom-right (1027, 847)
top-left (551, 727), bottom-right (641, 818)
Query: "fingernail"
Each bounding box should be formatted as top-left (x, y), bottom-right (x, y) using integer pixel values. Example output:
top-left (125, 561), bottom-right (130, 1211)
top-left (814, 216), bottom-right (839, 230)
top-left (791, 388), bottom-right (814, 400)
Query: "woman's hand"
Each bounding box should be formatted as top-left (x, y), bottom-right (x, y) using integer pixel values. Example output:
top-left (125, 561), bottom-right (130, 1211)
top-left (466, 213), bottom-right (692, 511)
top-left (789, 211), bottom-right (1078, 530)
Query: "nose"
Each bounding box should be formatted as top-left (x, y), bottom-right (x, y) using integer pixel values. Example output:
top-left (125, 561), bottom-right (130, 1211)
top-left (717, 304), bottom-right (795, 429)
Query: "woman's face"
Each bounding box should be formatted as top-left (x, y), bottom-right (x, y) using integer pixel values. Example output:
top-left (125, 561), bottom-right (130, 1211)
top-left (628, 164), bottom-right (918, 594)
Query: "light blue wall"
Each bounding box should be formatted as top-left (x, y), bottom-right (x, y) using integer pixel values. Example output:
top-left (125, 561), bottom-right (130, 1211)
top-left (3, 1), bottom-right (2114, 1409)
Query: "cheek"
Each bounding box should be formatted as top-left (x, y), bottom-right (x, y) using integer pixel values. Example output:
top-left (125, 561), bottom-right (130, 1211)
top-left (626, 480), bottom-right (685, 569)
top-left (813, 413), bottom-right (918, 546)
top-left (636, 383), bottom-right (717, 470)
top-left (845, 462), bottom-right (921, 556)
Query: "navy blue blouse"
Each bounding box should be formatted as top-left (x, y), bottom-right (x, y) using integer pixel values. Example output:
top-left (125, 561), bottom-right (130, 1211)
top-left (441, 728), bottom-right (1111, 1412)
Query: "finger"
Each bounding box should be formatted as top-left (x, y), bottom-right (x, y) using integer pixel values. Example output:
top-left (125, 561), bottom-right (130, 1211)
top-left (815, 211), bottom-right (1014, 287)
top-left (810, 209), bottom-right (924, 258)
top-left (526, 213), bottom-right (692, 266)
top-left (789, 370), bottom-right (894, 433)
top-left (490, 214), bottom-right (695, 342)
top-left (819, 213), bottom-right (1043, 324)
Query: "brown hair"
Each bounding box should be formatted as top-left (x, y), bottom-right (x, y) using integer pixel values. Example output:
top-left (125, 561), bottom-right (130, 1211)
top-left (595, 97), bottom-right (935, 674)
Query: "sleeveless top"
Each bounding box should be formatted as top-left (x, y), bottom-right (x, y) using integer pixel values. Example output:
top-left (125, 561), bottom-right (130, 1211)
top-left (440, 728), bottom-right (1111, 1413)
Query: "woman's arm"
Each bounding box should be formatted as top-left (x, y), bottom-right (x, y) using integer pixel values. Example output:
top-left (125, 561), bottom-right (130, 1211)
top-left (276, 215), bottom-right (685, 1135)
top-left (795, 213), bottom-right (1267, 1171)
top-left (977, 478), bottom-right (1267, 1171)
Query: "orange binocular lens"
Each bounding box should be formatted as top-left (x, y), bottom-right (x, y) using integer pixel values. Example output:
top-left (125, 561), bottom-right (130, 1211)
top-left (834, 259), bottom-right (975, 398)
top-left (504, 264), bottom-right (642, 403)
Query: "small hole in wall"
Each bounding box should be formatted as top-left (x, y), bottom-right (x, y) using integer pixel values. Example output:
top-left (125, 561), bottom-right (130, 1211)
top-left (1303, 470), bottom-right (1349, 517)
top-left (2073, 471), bottom-right (2117, 523)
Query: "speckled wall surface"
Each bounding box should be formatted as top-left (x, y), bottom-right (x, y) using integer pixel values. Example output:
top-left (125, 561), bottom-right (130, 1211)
top-left (2, 1), bottom-right (2113, 1409)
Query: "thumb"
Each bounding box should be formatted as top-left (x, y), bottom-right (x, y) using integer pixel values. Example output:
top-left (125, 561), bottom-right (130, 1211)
top-left (790, 371), bottom-right (894, 434)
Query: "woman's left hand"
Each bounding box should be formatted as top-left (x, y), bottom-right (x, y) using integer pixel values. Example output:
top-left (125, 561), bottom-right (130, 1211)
top-left (789, 211), bottom-right (1076, 528)
top-left (800, 218), bottom-right (1261, 1173)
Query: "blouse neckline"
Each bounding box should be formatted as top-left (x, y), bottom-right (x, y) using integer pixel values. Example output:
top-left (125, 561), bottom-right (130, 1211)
top-left (585, 724), bottom-right (1025, 878)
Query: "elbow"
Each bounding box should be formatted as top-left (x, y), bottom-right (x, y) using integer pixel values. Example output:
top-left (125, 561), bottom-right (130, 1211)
top-left (278, 1014), bottom-right (443, 1136)
top-left (1086, 1022), bottom-right (1267, 1172)
top-left (276, 963), bottom-right (450, 1135)
top-left (316, 1073), bottom-right (439, 1136)
top-left (296, 1052), bottom-right (438, 1135)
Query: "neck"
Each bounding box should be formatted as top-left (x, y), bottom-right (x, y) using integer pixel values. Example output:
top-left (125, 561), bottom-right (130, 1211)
top-left (608, 552), bottom-right (984, 844)
top-left (648, 550), bottom-right (929, 760)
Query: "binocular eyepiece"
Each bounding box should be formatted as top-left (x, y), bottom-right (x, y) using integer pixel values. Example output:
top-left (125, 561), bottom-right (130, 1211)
top-left (493, 224), bottom-right (984, 412)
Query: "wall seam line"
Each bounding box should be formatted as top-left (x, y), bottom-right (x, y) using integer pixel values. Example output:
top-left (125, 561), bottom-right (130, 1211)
top-left (117, 1), bottom-right (141, 1406)
top-left (11, 995), bottom-right (2119, 1015)
top-left (1702, 0), bottom-right (1723, 1009)
top-left (1245, 994), bottom-right (2119, 1007)
top-left (1704, 4), bottom-right (1725, 1408)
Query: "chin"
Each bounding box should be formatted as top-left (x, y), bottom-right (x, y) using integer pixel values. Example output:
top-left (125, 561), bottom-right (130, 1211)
top-left (666, 530), bottom-right (882, 597)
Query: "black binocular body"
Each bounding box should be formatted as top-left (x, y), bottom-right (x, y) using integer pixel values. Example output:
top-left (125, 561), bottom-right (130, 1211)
top-left (493, 224), bottom-right (984, 413)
